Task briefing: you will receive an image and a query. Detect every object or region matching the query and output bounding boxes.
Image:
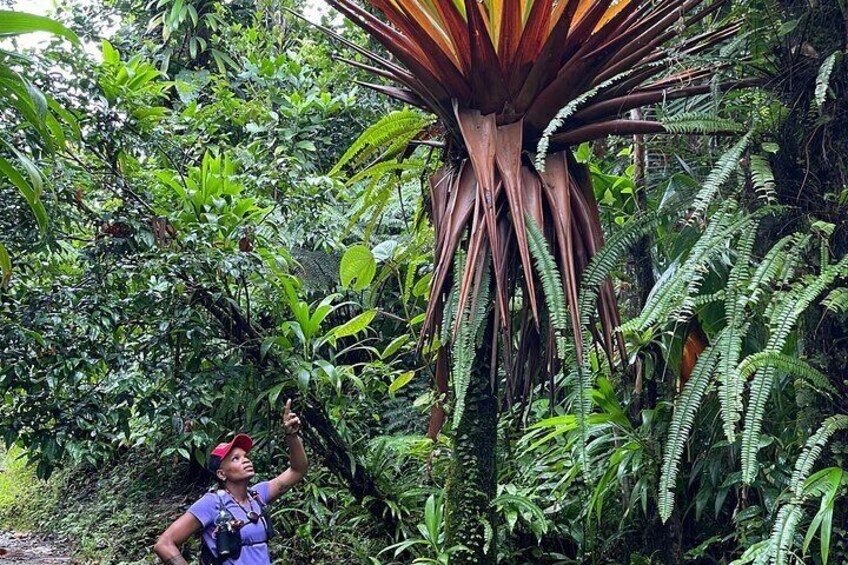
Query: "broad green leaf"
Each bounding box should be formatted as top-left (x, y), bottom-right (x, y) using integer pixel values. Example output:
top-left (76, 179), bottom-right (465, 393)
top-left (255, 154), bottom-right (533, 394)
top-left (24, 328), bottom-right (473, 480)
top-left (380, 335), bottom-right (409, 359)
top-left (0, 11), bottom-right (80, 44)
top-left (388, 371), bottom-right (415, 395)
top-left (0, 156), bottom-right (48, 231)
top-left (332, 310), bottom-right (376, 339)
top-left (340, 245), bottom-right (376, 290)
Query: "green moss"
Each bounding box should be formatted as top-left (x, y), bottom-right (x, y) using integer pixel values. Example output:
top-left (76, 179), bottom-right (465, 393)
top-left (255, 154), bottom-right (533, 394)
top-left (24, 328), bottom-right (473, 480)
top-left (444, 345), bottom-right (498, 565)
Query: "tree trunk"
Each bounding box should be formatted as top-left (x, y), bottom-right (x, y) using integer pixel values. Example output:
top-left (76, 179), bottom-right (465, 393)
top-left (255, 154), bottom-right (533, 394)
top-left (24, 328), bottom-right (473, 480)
top-left (444, 317), bottom-right (498, 564)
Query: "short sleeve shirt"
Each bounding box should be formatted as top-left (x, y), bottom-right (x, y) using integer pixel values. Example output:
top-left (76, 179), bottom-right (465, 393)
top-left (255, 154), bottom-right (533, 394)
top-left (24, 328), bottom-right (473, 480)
top-left (188, 481), bottom-right (272, 565)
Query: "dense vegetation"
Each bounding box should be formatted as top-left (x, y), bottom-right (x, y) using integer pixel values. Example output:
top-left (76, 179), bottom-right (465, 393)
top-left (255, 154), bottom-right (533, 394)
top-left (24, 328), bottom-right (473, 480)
top-left (1, 0), bottom-right (847, 563)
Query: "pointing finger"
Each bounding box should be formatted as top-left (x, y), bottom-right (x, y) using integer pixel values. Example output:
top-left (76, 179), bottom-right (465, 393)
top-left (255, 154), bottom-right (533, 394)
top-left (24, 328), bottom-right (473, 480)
top-left (284, 398), bottom-right (291, 418)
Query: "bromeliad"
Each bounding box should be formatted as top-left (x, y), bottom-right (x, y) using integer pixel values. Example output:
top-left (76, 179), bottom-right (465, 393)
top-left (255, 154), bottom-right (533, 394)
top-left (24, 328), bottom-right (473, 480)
top-left (318, 0), bottom-right (746, 401)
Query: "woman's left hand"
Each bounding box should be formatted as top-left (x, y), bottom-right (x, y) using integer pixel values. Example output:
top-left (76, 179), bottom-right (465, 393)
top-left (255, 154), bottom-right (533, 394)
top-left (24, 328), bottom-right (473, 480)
top-left (283, 399), bottom-right (301, 436)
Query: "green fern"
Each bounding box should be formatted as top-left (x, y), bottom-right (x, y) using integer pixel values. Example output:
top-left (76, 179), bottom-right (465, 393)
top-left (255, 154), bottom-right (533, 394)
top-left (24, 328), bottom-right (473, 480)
top-left (692, 132), bottom-right (753, 216)
top-left (746, 234), bottom-right (798, 305)
top-left (814, 52), bottom-right (840, 108)
top-left (742, 255), bottom-right (848, 483)
top-left (525, 215), bottom-right (570, 357)
top-left (771, 504), bottom-right (805, 565)
top-left (535, 67), bottom-right (641, 170)
top-left (330, 109), bottom-right (434, 176)
top-left (578, 209), bottom-right (673, 329)
top-left (762, 416), bottom-right (848, 565)
top-left (622, 207), bottom-right (753, 332)
top-left (749, 154), bottom-right (776, 204)
top-left (738, 352), bottom-right (837, 397)
top-left (658, 336), bottom-right (724, 522)
top-left (525, 216), bottom-right (593, 468)
top-left (451, 255), bottom-right (492, 429)
top-left (717, 226), bottom-right (757, 442)
top-left (790, 415), bottom-right (848, 497)
top-left (662, 112), bottom-right (744, 135)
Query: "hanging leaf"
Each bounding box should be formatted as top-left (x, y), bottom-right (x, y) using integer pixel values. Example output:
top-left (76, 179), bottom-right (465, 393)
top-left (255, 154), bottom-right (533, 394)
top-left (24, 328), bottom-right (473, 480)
top-left (340, 245), bottom-right (377, 290)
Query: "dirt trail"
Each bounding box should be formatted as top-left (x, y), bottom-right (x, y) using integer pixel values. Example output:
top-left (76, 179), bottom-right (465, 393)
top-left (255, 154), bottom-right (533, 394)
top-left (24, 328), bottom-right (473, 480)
top-left (0, 531), bottom-right (73, 564)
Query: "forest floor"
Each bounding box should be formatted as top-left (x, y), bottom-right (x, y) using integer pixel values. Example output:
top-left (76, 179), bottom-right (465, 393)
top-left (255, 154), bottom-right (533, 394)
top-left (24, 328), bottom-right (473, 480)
top-left (0, 531), bottom-right (72, 564)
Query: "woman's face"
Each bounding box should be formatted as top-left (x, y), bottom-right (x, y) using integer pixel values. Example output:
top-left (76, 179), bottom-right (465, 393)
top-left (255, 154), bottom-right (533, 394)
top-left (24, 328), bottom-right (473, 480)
top-left (216, 447), bottom-right (255, 484)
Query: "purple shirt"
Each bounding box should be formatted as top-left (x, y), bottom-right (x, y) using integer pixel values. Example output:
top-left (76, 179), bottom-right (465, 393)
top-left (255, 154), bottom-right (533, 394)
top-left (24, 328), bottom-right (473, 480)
top-left (188, 481), bottom-right (272, 565)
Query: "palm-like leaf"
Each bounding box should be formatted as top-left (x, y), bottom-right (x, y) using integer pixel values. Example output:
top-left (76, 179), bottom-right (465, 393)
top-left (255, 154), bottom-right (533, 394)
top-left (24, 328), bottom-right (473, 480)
top-left (320, 0), bottom-right (746, 404)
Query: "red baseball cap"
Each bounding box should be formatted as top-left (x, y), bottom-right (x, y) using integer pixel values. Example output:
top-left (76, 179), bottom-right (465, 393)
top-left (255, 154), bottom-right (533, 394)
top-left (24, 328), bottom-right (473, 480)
top-left (208, 433), bottom-right (253, 471)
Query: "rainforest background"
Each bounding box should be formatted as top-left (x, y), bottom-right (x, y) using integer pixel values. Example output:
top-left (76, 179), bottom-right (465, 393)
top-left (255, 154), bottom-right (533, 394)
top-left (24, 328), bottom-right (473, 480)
top-left (1, 0), bottom-right (848, 563)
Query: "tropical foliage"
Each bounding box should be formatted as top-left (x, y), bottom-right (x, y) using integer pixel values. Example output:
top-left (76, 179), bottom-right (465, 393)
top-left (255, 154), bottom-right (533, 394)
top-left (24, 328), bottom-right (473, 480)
top-left (1, 0), bottom-right (848, 564)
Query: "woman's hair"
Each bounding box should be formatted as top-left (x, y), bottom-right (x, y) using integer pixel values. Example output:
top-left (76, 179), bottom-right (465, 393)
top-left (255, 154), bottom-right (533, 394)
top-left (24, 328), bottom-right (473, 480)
top-left (209, 455), bottom-right (225, 487)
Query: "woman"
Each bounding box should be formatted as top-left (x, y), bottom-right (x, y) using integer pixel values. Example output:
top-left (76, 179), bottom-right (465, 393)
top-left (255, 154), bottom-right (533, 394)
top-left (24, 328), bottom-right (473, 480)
top-left (154, 399), bottom-right (308, 565)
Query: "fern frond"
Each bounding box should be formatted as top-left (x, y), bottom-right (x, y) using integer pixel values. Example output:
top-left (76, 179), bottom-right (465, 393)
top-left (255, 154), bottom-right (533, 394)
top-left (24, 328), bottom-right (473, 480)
top-left (790, 415), bottom-right (848, 497)
top-left (622, 208), bottom-right (751, 332)
top-left (692, 131), bottom-right (753, 216)
top-left (822, 287), bottom-right (848, 313)
top-left (440, 249), bottom-right (466, 347)
top-left (747, 234), bottom-right (798, 306)
top-left (330, 110), bottom-right (434, 176)
top-left (535, 68), bottom-right (642, 171)
top-left (718, 227), bottom-right (757, 442)
top-left (742, 255), bottom-right (848, 482)
top-left (525, 215), bottom-right (569, 357)
top-left (451, 256), bottom-right (491, 428)
top-left (526, 215), bottom-right (593, 469)
top-left (345, 158), bottom-right (424, 186)
top-left (770, 504), bottom-right (804, 565)
top-left (658, 336), bottom-right (723, 522)
top-left (749, 154), bottom-right (776, 204)
top-left (662, 112), bottom-right (744, 135)
top-left (738, 352), bottom-right (837, 397)
top-left (579, 209), bottom-right (672, 328)
top-left (814, 52), bottom-right (840, 108)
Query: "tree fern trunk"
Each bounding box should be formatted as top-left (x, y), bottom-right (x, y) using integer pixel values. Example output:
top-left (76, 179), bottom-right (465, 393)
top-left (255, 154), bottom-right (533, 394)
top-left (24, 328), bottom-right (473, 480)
top-left (445, 316), bottom-right (497, 564)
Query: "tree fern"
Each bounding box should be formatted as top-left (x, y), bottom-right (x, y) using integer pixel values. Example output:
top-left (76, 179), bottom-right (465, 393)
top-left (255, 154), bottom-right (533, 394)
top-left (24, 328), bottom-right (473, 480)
top-left (330, 109), bottom-right (434, 176)
top-left (658, 335), bottom-right (724, 522)
top-left (691, 131), bottom-right (753, 216)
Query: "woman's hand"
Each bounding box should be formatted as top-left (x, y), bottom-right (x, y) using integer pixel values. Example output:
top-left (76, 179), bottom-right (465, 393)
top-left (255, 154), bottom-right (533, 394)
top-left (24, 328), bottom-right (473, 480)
top-left (268, 398), bottom-right (309, 502)
top-left (283, 398), bottom-right (301, 436)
